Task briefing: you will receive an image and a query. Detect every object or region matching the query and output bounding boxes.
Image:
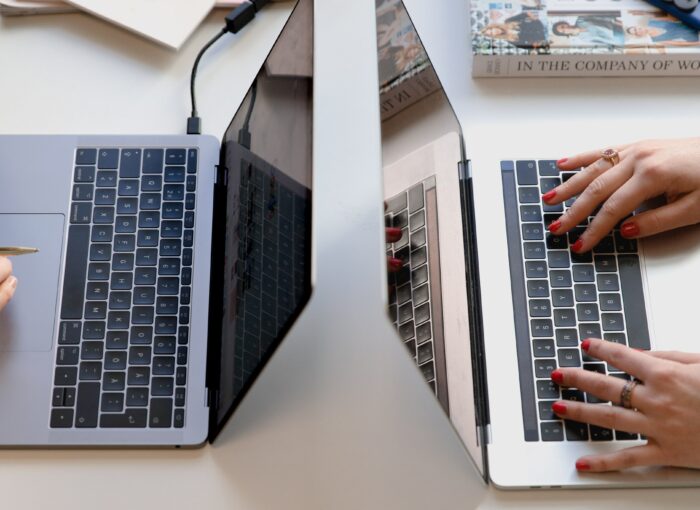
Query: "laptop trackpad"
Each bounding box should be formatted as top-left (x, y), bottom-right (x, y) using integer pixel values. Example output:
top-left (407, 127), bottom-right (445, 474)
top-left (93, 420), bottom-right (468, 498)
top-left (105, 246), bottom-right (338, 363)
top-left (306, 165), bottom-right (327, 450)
top-left (0, 214), bottom-right (64, 352)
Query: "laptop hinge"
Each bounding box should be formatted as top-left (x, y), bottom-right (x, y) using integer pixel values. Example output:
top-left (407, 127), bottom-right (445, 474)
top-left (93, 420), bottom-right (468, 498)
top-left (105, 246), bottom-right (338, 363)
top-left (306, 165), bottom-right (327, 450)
top-left (216, 163), bottom-right (229, 187)
top-left (206, 388), bottom-right (220, 409)
top-left (458, 159), bottom-right (491, 453)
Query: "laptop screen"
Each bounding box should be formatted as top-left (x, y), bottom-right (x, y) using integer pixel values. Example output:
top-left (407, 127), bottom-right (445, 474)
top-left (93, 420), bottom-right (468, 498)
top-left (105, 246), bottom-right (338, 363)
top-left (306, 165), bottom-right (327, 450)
top-left (208, 0), bottom-right (313, 439)
top-left (377, 0), bottom-right (487, 477)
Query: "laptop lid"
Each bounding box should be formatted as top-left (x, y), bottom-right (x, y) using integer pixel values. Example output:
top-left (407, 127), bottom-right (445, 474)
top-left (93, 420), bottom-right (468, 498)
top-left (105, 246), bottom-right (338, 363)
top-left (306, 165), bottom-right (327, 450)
top-left (376, 0), bottom-right (489, 479)
top-left (206, 0), bottom-right (313, 442)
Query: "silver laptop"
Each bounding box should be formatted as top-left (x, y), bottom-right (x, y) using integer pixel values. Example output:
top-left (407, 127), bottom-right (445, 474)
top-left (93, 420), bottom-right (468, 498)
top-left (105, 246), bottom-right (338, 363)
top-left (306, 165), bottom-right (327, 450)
top-left (380, 0), bottom-right (700, 488)
top-left (0, 0), bottom-right (312, 446)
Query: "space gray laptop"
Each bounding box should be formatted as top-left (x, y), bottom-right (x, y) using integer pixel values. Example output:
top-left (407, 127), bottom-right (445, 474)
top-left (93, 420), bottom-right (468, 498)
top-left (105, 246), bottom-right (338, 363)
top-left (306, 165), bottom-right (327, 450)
top-left (379, 0), bottom-right (700, 489)
top-left (0, 0), bottom-right (312, 446)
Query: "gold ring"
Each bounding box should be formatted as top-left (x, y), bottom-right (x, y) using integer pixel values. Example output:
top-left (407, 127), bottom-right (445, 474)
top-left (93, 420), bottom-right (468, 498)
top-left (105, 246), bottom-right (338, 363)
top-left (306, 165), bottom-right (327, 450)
top-left (601, 148), bottom-right (620, 167)
top-left (620, 379), bottom-right (640, 410)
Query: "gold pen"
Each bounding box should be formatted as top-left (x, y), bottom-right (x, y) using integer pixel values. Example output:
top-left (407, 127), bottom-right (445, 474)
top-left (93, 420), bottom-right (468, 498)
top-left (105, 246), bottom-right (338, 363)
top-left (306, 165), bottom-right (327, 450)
top-left (0, 246), bottom-right (39, 256)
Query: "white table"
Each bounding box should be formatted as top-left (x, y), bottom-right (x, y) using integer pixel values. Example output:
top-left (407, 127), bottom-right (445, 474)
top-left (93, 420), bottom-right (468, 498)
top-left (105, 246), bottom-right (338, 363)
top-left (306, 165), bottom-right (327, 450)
top-left (1, 0), bottom-right (700, 508)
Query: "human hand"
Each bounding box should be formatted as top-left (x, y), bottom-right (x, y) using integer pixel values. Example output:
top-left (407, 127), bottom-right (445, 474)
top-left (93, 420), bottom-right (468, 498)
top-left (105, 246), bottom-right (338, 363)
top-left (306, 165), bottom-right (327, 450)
top-left (544, 138), bottom-right (700, 252)
top-left (550, 338), bottom-right (700, 472)
top-left (0, 256), bottom-right (17, 311)
top-left (386, 227), bottom-right (404, 273)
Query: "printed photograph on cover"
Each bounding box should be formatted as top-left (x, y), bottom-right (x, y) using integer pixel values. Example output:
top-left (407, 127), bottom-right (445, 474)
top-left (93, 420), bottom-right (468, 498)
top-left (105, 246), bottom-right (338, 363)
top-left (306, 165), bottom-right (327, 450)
top-left (472, 0), bottom-right (550, 54)
top-left (622, 9), bottom-right (700, 48)
top-left (548, 11), bottom-right (624, 49)
top-left (376, 0), bottom-right (430, 87)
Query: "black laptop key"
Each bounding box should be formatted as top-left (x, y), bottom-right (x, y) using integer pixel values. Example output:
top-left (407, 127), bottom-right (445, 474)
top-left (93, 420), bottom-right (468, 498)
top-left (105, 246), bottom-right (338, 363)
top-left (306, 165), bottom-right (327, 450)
top-left (84, 302), bottom-right (107, 320)
top-left (89, 244), bottom-right (110, 262)
top-left (178, 326), bottom-right (189, 345)
top-left (158, 258), bottom-right (180, 275)
top-left (101, 393), bottom-right (124, 413)
top-left (614, 232), bottom-right (637, 253)
top-left (600, 293), bottom-right (622, 311)
top-left (79, 361), bottom-right (102, 381)
top-left (590, 426), bottom-right (614, 441)
top-left (106, 331), bottom-right (129, 349)
top-left (181, 268), bottom-right (192, 286)
top-left (93, 206), bottom-right (115, 224)
top-left (579, 323), bottom-right (602, 340)
top-left (165, 149), bottom-right (186, 166)
top-left (516, 160), bottom-right (538, 185)
top-left (175, 387), bottom-right (186, 407)
top-left (140, 193), bottom-right (161, 211)
top-left (577, 303), bottom-right (599, 322)
top-left (149, 398), bottom-right (173, 427)
top-left (98, 149), bottom-right (119, 169)
top-left (142, 149), bottom-right (164, 173)
top-left (157, 277), bottom-right (179, 296)
top-left (540, 178), bottom-right (559, 195)
top-left (182, 248), bottom-right (193, 267)
top-left (163, 184), bottom-right (184, 201)
top-left (74, 382), bottom-right (100, 427)
top-left (70, 203), bottom-right (92, 224)
top-left (572, 264), bottom-right (595, 282)
top-left (522, 223), bottom-right (543, 240)
top-left (159, 239), bottom-right (181, 257)
top-left (51, 409), bottom-right (74, 428)
top-left (137, 230), bottom-right (158, 248)
top-left (104, 351), bottom-right (127, 370)
top-left (72, 183), bottom-right (94, 202)
top-left (520, 205), bottom-right (541, 223)
top-left (161, 221), bottom-right (183, 238)
top-left (538, 160), bottom-right (559, 176)
top-left (162, 202), bottom-right (183, 220)
top-left (540, 421), bottom-right (564, 441)
top-left (116, 148), bottom-right (140, 177)
top-left (534, 358), bottom-right (556, 379)
top-left (118, 214), bottom-right (138, 232)
top-left (185, 193), bottom-right (196, 211)
top-left (553, 308), bottom-right (576, 327)
top-left (94, 189), bottom-right (116, 205)
top-left (184, 211), bottom-right (195, 229)
top-left (132, 306), bottom-right (155, 325)
top-left (574, 284), bottom-right (597, 302)
top-left (551, 289), bottom-right (574, 307)
top-left (187, 148), bottom-right (198, 174)
top-left (59, 321), bottom-right (82, 344)
top-left (135, 248), bottom-right (158, 266)
top-left (74, 165), bottom-right (96, 182)
top-left (528, 299), bottom-right (551, 317)
top-left (112, 254), bottom-right (134, 272)
top-left (128, 367), bottom-right (150, 386)
top-left (55, 366), bottom-right (78, 386)
top-left (183, 229), bottom-right (194, 247)
top-left (616, 431), bottom-right (639, 441)
top-left (113, 235), bottom-right (136, 253)
top-left (110, 272), bottom-right (133, 291)
top-left (164, 166), bottom-right (185, 182)
top-left (129, 346), bottom-right (152, 365)
top-left (153, 356), bottom-right (175, 375)
top-left (538, 401), bottom-right (557, 421)
top-left (558, 348), bottom-right (581, 367)
top-left (60, 225), bottom-right (91, 319)
top-left (117, 197), bottom-right (138, 215)
top-left (122, 389), bottom-right (148, 410)
top-left (524, 242), bottom-right (546, 260)
top-left (76, 148), bottom-right (97, 165)
top-left (152, 377), bottom-right (174, 397)
top-left (133, 286), bottom-right (156, 305)
top-left (155, 336), bottom-right (177, 354)
top-left (96, 170), bottom-right (118, 188)
top-left (565, 421), bottom-right (589, 441)
top-left (56, 346), bottom-right (80, 366)
top-left (525, 261), bottom-right (547, 278)
top-left (536, 380), bottom-right (559, 399)
top-left (518, 187), bottom-right (540, 204)
top-left (134, 268), bottom-right (157, 286)
top-left (547, 251), bottom-right (569, 268)
top-left (52, 388), bottom-right (66, 407)
top-left (100, 408), bottom-right (148, 428)
top-left (602, 313), bottom-right (624, 331)
top-left (545, 233), bottom-right (567, 250)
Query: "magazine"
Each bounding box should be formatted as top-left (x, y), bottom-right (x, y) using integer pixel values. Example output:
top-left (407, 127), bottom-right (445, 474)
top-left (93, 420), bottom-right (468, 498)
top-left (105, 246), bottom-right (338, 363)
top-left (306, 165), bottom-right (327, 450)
top-left (471, 0), bottom-right (700, 76)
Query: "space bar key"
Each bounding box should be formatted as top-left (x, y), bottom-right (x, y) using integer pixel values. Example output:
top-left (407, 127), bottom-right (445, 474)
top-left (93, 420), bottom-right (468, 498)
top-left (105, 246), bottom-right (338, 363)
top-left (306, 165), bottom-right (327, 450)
top-left (100, 410), bottom-right (147, 428)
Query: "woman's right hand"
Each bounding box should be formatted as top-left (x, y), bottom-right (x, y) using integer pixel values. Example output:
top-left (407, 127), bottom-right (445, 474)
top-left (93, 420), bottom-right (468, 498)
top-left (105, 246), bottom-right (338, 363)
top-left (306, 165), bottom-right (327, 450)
top-left (0, 256), bottom-right (17, 311)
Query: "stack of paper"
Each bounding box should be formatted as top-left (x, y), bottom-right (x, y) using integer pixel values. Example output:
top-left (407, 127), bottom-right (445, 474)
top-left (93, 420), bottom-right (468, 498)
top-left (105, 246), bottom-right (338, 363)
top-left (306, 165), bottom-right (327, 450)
top-left (0, 0), bottom-right (245, 50)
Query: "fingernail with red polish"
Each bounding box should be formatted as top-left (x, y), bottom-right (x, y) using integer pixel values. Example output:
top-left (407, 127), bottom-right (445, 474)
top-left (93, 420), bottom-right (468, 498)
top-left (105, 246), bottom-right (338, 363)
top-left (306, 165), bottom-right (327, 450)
top-left (550, 369), bottom-right (564, 384)
top-left (386, 227), bottom-right (402, 239)
top-left (542, 190), bottom-right (557, 202)
top-left (581, 339), bottom-right (591, 351)
top-left (557, 158), bottom-right (568, 167)
top-left (552, 401), bottom-right (567, 415)
top-left (576, 460), bottom-right (591, 471)
top-left (388, 258), bottom-right (403, 271)
top-left (548, 220), bottom-right (562, 233)
top-left (620, 222), bottom-right (639, 238)
top-left (571, 239), bottom-right (584, 253)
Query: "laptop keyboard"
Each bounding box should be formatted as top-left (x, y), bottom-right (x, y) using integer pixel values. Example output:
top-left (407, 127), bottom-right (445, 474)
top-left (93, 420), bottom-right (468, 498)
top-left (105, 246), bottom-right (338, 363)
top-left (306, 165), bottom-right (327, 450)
top-left (386, 179), bottom-right (447, 407)
top-left (231, 160), bottom-right (309, 395)
top-left (51, 147), bottom-right (198, 429)
top-left (501, 160), bottom-right (650, 442)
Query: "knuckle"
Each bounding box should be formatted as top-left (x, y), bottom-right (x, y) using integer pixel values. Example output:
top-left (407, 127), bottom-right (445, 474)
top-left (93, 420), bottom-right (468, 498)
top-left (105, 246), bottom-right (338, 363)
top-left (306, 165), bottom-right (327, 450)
top-left (586, 176), bottom-right (608, 200)
top-left (638, 160), bottom-right (664, 180)
top-left (600, 195), bottom-right (621, 219)
top-left (650, 364), bottom-right (677, 386)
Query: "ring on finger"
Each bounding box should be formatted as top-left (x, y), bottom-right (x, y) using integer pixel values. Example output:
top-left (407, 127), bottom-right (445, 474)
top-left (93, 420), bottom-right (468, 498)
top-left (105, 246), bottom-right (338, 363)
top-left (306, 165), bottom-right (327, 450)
top-left (601, 148), bottom-right (620, 167)
top-left (620, 379), bottom-right (641, 410)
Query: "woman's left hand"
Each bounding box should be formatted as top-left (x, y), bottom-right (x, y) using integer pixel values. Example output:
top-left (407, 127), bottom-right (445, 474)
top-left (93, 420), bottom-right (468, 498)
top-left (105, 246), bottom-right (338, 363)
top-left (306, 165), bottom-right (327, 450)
top-left (551, 338), bottom-right (700, 472)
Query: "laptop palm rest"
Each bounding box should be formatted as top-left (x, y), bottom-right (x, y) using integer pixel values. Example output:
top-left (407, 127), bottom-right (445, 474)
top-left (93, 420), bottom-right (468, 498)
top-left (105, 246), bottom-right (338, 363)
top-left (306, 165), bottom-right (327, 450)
top-left (0, 214), bottom-right (64, 352)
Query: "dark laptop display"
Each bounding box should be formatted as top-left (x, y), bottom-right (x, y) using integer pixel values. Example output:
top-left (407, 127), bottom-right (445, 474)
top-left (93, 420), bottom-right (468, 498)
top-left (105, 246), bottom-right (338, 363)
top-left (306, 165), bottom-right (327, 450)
top-left (206, 1), bottom-right (313, 440)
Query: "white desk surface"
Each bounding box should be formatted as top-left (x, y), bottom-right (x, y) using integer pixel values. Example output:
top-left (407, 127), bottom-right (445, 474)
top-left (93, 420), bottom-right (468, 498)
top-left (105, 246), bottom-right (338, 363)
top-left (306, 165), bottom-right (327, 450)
top-left (2, 0), bottom-right (700, 508)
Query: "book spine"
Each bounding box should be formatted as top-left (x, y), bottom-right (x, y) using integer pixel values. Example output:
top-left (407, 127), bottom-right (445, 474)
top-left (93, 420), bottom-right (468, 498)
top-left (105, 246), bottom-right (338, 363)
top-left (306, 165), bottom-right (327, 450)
top-left (379, 66), bottom-right (441, 120)
top-left (472, 53), bottom-right (700, 77)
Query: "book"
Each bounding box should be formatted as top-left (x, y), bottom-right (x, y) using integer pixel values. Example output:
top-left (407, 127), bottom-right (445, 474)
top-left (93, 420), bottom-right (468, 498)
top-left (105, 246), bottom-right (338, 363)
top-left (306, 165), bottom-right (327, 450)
top-left (1, 0), bottom-right (242, 17)
top-left (377, 0), bottom-right (441, 120)
top-left (471, 0), bottom-right (700, 76)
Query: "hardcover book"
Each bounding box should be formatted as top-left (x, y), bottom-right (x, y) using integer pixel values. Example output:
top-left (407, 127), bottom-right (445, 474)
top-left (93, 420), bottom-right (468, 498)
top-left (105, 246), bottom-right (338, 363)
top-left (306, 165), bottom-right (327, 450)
top-left (377, 0), bottom-right (440, 120)
top-left (471, 0), bottom-right (700, 76)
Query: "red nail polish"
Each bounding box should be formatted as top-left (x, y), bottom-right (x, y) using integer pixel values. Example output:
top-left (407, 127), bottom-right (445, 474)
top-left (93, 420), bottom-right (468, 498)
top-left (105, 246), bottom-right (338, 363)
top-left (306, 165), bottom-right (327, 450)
top-left (571, 239), bottom-right (584, 252)
top-left (557, 158), bottom-right (568, 167)
top-left (575, 460), bottom-right (591, 471)
top-left (542, 190), bottom-right (557, 202)
top-left (388, 258), bottom-right (403, 271)
top-left (548, 220), bottom-right (562, 233)
top-left (551, 369), bottom-right (564, 384)
top-left (552, 402), bottom-right (567, 415)
top-left (581, 339), bottom-right (591, 351)
top-left (620, 222), bottom-right (639, 238)
top-left (386, 227), bottom-right (402, 238)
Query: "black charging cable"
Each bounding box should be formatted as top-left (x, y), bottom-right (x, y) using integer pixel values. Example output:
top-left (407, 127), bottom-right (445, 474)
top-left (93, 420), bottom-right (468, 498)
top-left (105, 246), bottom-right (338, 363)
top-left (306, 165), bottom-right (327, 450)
top-left (187, 0), bottom-right (270, 135)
